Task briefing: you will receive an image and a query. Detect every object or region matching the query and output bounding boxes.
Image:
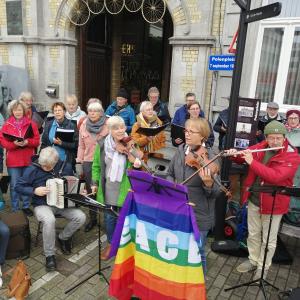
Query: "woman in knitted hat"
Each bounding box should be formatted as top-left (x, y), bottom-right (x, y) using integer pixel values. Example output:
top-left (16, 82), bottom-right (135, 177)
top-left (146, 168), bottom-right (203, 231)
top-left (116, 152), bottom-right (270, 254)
top-left (226, 120), bottom-right (300, 280)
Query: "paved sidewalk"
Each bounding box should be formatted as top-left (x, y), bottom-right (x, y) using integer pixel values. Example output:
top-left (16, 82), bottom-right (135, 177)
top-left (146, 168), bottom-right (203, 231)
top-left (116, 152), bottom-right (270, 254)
top-left (0, 205), bottom-right (299, 300)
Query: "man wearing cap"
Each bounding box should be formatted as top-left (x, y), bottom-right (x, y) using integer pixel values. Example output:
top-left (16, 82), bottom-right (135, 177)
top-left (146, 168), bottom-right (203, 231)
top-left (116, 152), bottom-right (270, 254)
top-left (257, 102), bottom-right (285, 142)
top-left (226, 121), bottom-right (300, 280)
top-left (105, 88), bottom-right (136, 133)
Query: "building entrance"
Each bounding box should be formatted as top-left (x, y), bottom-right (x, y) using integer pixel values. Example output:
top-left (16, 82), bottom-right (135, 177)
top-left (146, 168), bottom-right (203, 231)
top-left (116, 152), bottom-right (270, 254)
top-left (79, 10), bottom-right (173, 110)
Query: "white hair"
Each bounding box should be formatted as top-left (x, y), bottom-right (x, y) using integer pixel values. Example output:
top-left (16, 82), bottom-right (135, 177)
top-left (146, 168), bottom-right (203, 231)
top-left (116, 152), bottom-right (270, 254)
top-left (19, 91), bottom-right (33, 101)
top-left (107, 116), bottom-right (125, 131)
top-left (38, 147), bottom-right (59, 167)
top-left (87, 102), bottom-right (103, 112)
top-left (65, 94), bottom-right (78, 104)
top-left (139, 101), bottom-right (153, 113)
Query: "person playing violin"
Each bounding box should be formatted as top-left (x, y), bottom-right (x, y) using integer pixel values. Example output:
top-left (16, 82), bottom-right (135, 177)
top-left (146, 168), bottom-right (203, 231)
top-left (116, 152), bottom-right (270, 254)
top-left (167, 118), bottom-right (220, 273)
top-left (91, 116), bottom-right (142, 260)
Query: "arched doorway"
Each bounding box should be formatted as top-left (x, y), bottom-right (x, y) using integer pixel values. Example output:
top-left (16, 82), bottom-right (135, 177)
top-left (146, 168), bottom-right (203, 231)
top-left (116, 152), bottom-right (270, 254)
top-left (79, 9), bottom-right (173, 110)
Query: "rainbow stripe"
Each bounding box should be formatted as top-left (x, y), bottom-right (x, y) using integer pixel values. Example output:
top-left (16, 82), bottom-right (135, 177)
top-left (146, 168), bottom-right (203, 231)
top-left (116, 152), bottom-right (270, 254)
top-left (109, 188), bottom-right (206, 300)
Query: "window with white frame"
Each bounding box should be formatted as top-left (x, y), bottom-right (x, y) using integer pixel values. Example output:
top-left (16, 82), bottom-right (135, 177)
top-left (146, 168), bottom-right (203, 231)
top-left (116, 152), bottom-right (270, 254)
top-left (250, 0), bottom-right (300, 110)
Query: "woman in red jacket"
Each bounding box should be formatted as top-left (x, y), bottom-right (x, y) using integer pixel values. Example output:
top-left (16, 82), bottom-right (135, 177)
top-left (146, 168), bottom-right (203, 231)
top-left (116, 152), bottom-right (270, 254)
top-left (0, 100), bottom-right (40, 215)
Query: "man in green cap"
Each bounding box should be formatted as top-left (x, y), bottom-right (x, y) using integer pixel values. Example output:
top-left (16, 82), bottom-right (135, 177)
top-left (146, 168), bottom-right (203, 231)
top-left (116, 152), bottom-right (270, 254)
top-left (226, 121), bottom-right (300, 280)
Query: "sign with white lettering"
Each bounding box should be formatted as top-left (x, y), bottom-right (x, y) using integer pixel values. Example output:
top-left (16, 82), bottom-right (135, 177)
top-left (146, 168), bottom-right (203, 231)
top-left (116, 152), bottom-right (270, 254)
top-left (245, 2), bottom-right (281, 23)
top-left (209, 55), bottom-right (235, 71)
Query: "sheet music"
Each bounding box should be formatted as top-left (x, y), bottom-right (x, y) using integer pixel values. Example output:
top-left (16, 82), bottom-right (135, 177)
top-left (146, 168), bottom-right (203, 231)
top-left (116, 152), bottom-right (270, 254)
top-left (46, 178), bottom-right (65, 208)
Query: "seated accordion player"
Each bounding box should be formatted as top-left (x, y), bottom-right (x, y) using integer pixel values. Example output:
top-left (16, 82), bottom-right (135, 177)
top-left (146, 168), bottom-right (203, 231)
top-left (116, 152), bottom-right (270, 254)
top-left (46, 176), bottom-right (79, 208)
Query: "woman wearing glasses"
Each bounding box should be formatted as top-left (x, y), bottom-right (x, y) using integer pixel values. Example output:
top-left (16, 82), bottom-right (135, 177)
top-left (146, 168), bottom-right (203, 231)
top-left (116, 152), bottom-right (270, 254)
top-left (167, 118), bottom-right (220, 273)
top-left (172, 101), bottom-right (214, 148)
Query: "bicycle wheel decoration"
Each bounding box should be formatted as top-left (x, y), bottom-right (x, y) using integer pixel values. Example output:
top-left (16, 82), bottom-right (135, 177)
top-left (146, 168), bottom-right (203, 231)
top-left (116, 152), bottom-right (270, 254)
top-left (142, 0), bottom-right (166, 24)
top-left (104, 0), bottom-right (125, 14)
top-left (125, 0), bottom-right (143, 12)
top-left (86, 0), bottom-right (105, 14)
top-left (67, 0), bottom-right (90, 26)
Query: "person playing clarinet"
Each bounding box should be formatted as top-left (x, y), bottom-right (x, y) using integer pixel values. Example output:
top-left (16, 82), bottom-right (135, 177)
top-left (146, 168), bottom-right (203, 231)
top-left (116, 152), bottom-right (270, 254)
top-left (226, 121), bottom-right (300, 280)
top-left (167, 118), bottom-right (220, 274)
top-left (91, 116), bottom-right (142, 260)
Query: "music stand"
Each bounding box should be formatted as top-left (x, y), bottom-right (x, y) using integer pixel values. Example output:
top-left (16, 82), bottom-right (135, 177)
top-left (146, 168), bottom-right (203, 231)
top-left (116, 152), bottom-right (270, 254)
top-left (63, 194), bottom-right (118, 294)
top-left (225, 185), bottom-right (300, 299)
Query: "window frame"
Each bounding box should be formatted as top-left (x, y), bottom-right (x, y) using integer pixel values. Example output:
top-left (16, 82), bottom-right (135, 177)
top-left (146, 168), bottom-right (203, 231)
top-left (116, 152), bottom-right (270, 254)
top-left (249, 17), bottom-right (300, 111)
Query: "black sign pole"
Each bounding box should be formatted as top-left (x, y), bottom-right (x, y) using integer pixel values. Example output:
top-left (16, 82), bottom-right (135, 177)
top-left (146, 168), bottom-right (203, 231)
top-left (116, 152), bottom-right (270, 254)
top-left (212, 0), bottom-right (251, 250)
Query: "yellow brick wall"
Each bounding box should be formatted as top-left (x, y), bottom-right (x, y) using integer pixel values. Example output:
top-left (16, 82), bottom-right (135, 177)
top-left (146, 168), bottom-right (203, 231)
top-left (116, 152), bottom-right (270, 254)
top-left (0, 0), bottom-right (7, 27)
top-left (180, 47), bottom-right (199, 94)
top-left (49, 46), bottom-right (60, 66)
top-left (186, 0), bottom-right (201, 23)
top-left (49, 0), bottom-right (62, 28)
top-left (26, 46), bottom-right (34, 79)
top-left (0, 45), bottom-right (9, 64)
top-left (24, 0), bottom-right (32, 28)
top-left (172, 6), bottom-right (186, 25)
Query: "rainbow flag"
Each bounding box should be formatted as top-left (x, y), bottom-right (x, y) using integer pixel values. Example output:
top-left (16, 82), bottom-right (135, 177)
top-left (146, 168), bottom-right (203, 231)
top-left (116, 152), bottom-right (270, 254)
top-left (109, 170), bottom-right (206, 300)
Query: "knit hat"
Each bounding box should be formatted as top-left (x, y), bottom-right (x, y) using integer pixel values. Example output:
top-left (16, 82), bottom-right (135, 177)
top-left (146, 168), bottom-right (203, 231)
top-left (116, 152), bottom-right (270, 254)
top-left (267, 102), bottom-right (279, 109)
top-left (117, 88), bottom-right (129, 100)
top-left (286, 109), bottom-right (300, 119)
top-left (264, 120), bottom-right (287, 136)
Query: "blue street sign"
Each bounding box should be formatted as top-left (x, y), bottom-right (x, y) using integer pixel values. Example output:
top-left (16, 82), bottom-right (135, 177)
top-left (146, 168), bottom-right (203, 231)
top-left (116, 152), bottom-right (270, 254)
top-left (209, 55), bottom-right (235, 71)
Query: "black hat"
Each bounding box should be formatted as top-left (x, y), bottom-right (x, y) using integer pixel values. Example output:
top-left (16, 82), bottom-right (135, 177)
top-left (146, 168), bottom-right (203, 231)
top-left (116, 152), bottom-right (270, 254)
top-left (117, 88), bottom-right (129, 99)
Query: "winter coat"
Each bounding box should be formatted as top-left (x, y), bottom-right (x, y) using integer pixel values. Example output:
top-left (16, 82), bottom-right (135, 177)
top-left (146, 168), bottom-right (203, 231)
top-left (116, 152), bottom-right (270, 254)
top-left (232, 139), bottom-right (300, 214)
top-left (172, 104), bottom-right (205, 127)
top-left (15, 160), bottom-right (73, 206)
top-left (105, 102), bottom-right (136, 133)
top-left (213, 108), bottom-right (229, 150)
top-left (131, 114), bottom-right (166, 154)
top-left (92, 140), bottom-right (132, 207)
top-left (167, 144), bottom-right (220, 231)
top-left (77, 118), bottom-right (108, 162)
top-left (0, 116), bottom-right (40, 167)
top-left (41, 117), bottom-right (78, 164)
top-left (152, 100), bottom-right (171, 124)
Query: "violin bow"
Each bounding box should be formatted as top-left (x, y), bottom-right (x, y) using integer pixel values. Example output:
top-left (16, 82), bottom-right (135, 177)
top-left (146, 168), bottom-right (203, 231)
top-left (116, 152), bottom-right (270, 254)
top-left (181, 151), bottom-right (224, 185)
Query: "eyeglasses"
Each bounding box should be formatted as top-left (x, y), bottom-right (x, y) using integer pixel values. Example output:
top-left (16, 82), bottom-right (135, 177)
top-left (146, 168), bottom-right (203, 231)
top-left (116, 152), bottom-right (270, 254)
top-left (288, 117), bottom-right (299, 121)
top-left (189, 108), bottom-right (200, 111)
top-left (184, 129), bottom-right (201, 135)
top-left (266, 136), bottom-right (284, 142)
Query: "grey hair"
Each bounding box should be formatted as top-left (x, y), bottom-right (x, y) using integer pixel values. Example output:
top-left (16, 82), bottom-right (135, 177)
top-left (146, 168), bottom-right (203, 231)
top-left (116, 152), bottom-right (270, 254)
top-left (139, 101), bottom-right (153, 113)
top-left (8, 100), bottom-right (27, 116)
top-left (65, 94), bottom-right (78, 104)
top-left (87, 102), bottom-right (103, 112)
top-left (19, 91), bottom-right (33, 101)
top-left (147, 86), bottom-right (159, 96)
top-left (38, 147), bottom-right (59, 167)
top-left (107, 116), bottom-right (125, 131)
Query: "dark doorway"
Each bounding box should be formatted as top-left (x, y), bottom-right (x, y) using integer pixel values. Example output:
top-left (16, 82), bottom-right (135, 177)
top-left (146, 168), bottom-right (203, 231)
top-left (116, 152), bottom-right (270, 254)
top-left (79, 14), bottom-right (112, 109)
top-left (79, 10), bottom-right (173, 110)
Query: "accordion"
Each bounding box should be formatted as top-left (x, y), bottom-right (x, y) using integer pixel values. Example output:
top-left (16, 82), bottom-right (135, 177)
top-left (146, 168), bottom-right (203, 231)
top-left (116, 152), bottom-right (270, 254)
top-left (46, 176), bottom-right (79, 208)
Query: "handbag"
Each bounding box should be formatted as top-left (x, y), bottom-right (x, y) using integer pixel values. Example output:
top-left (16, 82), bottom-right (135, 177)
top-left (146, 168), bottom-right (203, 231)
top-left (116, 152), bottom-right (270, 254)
top-left (5, 260), bottom-right (31, 300)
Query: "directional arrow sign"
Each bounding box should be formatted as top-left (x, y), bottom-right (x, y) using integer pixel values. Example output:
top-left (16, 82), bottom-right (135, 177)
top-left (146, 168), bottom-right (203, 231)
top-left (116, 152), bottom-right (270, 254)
top-left (234, 0), bottom-right (247, 10)
top-left (245, 2), bottom-right (281, 23)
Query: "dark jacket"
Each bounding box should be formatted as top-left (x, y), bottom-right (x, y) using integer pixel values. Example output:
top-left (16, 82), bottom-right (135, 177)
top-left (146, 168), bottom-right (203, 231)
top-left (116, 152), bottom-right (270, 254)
top-left (167, 144), bottom-right (219, 230)
top-left (41, 117), bottom-right (78, 165)
top-left (16, 160), bottom-right (73, 206)
top-left (105, 102), bottom-right (136, 133)
top-left (152, 100), bottom-right (171, 124)
top-left (213, 108), bottom-right (229, 150)
top-left (231, 139), bottom-right (300, 214)
top-left (172, 104), bottom-right (205, 127)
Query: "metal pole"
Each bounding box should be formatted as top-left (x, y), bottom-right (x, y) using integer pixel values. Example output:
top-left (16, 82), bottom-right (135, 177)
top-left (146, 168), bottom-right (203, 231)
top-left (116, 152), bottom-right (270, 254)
top-left (213, 0), bottom-right (251, 244)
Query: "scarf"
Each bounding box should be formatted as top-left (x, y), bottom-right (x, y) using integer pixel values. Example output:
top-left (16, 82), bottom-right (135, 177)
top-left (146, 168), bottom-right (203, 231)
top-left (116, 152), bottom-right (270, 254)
top-left (86, 115), bottom-right (106, 135)
top-left (48, 119), bottom-right (66, 161)
top-left (137, 113), bottom-right (159, 153)
top-left (104, 134), bottom-right (126, 182)
top-left (285, 123), bottom-right (300, 132)
top-left (12, 117), bottom-right (26, 132)
top-left (65, 106), bottom-right (84, 120)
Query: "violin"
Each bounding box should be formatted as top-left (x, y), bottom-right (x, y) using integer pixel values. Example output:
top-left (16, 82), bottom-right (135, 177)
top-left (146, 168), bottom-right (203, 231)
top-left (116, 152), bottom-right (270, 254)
top-left (184, 145), bottom-right (232, 197)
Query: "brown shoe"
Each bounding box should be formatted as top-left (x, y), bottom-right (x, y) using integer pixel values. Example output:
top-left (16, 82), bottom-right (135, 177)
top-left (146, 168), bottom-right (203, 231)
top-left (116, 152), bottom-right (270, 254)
top-left (100, 244), bottom-right (111, 261)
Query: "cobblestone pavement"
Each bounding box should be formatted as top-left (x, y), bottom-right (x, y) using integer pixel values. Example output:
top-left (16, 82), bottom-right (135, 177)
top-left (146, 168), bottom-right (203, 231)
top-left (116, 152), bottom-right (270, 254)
top-left (0, 205), bottom-right (300, 300)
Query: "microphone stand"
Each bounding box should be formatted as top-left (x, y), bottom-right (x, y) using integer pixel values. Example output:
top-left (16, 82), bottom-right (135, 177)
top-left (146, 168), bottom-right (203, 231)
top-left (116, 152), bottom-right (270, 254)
top-left (64, 195), bottom-right (118, 294)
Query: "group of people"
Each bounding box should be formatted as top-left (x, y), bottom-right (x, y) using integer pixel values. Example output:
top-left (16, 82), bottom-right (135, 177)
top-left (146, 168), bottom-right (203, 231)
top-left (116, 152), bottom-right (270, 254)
top-left (0, 87), bottom-right (299, 290)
